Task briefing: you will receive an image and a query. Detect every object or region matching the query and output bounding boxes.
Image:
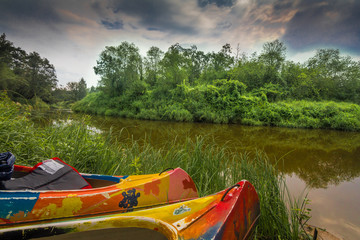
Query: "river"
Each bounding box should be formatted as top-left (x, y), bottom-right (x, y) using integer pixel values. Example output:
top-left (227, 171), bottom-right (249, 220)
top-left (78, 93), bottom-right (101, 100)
top-left (37, 111), bottom-right (360, 239)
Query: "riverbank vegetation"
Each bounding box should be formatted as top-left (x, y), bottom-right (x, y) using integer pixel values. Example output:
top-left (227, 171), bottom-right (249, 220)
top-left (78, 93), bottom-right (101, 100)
top-left (1, 93), bottom-right (312, 239)
top-left (2, 33), bottom-right (360, 130)
top-left (72, 40), bottom-right (360, 131)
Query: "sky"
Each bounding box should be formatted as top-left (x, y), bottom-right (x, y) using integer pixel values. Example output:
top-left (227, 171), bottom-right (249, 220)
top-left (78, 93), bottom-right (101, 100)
top-left (1, 0), bottom-right (360, 87)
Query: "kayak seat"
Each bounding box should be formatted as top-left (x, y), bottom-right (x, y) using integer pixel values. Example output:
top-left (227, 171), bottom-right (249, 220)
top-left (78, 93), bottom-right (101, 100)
top-left (83, 177), bottom-right (120, 188)
top-left (0, 158), bottom-right (92, 190)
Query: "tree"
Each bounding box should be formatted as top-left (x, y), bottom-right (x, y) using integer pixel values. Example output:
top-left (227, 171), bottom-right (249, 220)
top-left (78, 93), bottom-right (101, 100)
top-left (230, 53), bottom-right (266, 91)
top-left (144, 46), bottom-right (163, 87)
top-left (307, 49), bottom-right (360, 101)
top-left (0, 33), bottom-right (27, 68)
top-left (94, 42), bottom-right (142, 97)
top-left (65, 78), bottom-right (87, 101)
top-left (0, 34), bottom-right (58, 103)
top-left (0, 33), bottom-right (28, 98)
top-left (77, 78), bottom-right (87, 100)
top-left (259, 40), bottom-right (287, 86)
top-left (22, 52), bottom-right (57, 102)
top-left (182, 45), bottom-right (207, 84)
top-left (158, 43), bottom-right (188, 91)
top-left (200, 44), bottom-right (234, 82)
top-left (260, 39), bottom-right (286, 70)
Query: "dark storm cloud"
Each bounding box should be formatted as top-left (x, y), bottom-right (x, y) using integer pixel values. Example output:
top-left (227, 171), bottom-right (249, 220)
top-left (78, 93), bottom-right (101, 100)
top-left (282, 0), bottom-right (360, 53)
top-left (101, 19), bottom-right (124, 30)
top-left (217, 21), bottom-right (232, 30)
top-left (147, 27), bottom-right (162, 32)
top-left (229, 0), bottom-right (297, 38)
top-left (198, 0), bottom-right (237, 8)
top-left (272, 0), bottom-right (294, 16)
top-left (0, 0), bottom-right (60, 23)
top-left (93, 0), bottom-right (198, 34)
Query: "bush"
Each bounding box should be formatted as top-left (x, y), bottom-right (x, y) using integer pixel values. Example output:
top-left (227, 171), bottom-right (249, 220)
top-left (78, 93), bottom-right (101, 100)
top-left (136, 108), bottom-right (160, 120)
top-left (162, 104), bottom-right (194, 122)
top-left (330, 112), bottom-right (360, 131)
top-left (104, 109), bottom-right (119, 116)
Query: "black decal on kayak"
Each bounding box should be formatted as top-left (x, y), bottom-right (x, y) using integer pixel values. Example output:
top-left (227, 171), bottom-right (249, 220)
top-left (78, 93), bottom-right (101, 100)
top-left (119, 188), bottom-right (141, 211)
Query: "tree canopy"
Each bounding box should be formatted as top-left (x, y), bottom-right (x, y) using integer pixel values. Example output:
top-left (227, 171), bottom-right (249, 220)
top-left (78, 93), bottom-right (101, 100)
top-left (94, 42), bottom-right (142, 97)
top-left (0, 33), bottom-right (89, 105)
top-left (0, 33), bottom-right (58, 103)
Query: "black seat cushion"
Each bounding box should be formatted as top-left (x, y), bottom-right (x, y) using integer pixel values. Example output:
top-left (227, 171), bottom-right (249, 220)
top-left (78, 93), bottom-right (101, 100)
top-left (1, 159), bottom-right (91, 190)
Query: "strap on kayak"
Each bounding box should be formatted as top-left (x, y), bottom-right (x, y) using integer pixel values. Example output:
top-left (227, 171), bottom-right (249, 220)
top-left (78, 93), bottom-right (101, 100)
top-left (221, 184), bottom-right (240, 201)
top-left (159, 168), bottom-right (174, 175)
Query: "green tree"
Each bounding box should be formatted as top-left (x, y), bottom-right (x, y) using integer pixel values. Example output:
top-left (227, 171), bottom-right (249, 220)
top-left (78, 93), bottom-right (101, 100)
top-left (260, 39), bottom-right (286, 70)
top-left (0, 33), bottom-right (28, 98)
top-left (203, 44), bottom-right (234, 82)
top-left (66, 78), bottom-right (87, 102)
top-left (94, 42), bottom-right (142, 97)
top-left (22, 52), bottom-right (57, 103)
top-left (1, 34), bottom-right (58, 103)
top-left (144, 46), bottom-right (163, 87)
top-left (52, 86), bottom-right (70, 103)
top-left (307, 49), bottom-right (360, 102)
top-left (158, 43), bottom-right (188, 92)
top-left (230, 53), bottom-right (266, 91)
top-left (259, 40), bottom-right (287, 86)
top-left (77, 78), bottom-right (87, 100)
top-left (182, 45), bottom-right (207, 84)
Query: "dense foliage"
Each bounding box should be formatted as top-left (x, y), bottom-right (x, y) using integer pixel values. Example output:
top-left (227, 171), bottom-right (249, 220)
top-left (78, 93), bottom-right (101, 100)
top-left (0, 33), bottom-right (87, 105)
top-left (73, 40), bottom-right (360, 131)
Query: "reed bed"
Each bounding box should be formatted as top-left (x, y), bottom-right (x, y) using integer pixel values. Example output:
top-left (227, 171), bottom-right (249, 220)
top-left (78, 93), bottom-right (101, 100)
top-left (0, 93), bottom-right (311, 239)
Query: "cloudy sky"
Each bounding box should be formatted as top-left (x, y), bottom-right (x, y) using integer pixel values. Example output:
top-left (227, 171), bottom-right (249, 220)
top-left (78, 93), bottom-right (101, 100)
top-left (1, 0), bottom-right (360, 87)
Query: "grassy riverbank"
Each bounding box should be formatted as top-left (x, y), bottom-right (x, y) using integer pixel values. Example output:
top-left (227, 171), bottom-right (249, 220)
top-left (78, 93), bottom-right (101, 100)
top-left (1, 93), bottom-right (311, 239)
top-left (73, 90), bottom-right (360, 131)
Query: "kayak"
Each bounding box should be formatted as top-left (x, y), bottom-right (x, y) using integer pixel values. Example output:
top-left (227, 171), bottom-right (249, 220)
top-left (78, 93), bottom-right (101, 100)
top-left (0, 158), bottom-right (198, 226)
top-left (0, 180), bottom-right (260, 240)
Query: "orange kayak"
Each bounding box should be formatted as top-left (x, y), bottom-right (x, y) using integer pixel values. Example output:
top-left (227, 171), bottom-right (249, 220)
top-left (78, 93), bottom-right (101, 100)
top-left (0, 158), bottom-right (198, 226)
top-left (0, 180), bottom-right (260, 240)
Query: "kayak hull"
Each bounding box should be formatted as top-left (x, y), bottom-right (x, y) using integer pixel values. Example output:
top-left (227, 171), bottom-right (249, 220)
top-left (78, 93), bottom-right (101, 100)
top-left (0, 180), bottom-right (260, 240)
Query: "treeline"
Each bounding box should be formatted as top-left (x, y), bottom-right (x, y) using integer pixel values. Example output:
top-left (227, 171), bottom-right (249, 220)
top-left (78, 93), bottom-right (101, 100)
top-left (0, 33), bottom-right (86, 106)
top-left (73, 40), bottom-right (360, 131)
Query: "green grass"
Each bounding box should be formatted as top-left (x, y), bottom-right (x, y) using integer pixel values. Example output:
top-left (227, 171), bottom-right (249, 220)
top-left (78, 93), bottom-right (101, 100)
top-left (0, 92), bottom-right (312, 239)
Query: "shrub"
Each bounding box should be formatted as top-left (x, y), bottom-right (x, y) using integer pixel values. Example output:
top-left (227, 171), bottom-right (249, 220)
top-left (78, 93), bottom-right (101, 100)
top-left (136, 109), bottom-right (160, 120)
top-left (162, 104), bottom-right (194, 122)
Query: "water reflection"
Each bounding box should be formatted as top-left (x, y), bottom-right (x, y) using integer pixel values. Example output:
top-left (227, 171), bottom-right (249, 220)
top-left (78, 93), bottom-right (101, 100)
top-left (36, 111), bottom-right (360, 189)
top-left (286, 175), bottom-right (360, 239)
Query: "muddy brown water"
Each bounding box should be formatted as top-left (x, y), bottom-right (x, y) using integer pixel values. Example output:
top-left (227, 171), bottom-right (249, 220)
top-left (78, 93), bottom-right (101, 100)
top-left (37, 111), bottom-right (360, 239)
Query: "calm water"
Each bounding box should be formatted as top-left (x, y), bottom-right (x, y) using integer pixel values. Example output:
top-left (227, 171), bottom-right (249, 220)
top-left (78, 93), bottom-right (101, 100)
top-left (38, 111), bottom-right (360, 239)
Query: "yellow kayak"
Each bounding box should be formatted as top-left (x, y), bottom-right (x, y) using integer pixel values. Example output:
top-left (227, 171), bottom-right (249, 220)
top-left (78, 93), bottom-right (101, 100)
top-left (0, 180), bottom-right (260, 240)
